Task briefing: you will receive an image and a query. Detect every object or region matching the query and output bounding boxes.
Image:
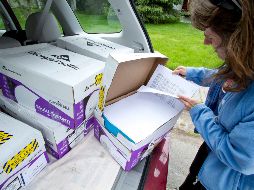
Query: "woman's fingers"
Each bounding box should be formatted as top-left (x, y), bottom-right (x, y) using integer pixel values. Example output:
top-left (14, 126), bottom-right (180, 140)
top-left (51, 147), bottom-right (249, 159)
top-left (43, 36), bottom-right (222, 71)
top-left (178, 95), bottom-right (200, 111)
top-left (179, 98), bottom-right (192, 110)
top-left (172, 66), bottom-right (186, 77)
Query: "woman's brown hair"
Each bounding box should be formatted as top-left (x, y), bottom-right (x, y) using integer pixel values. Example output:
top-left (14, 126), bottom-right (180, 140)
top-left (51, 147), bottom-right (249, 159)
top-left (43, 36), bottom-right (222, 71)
top-left (190, 0), bottom-right (254, 92)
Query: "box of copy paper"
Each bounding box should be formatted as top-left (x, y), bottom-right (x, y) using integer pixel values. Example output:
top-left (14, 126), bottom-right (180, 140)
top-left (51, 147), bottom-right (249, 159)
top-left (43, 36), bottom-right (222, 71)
top-left (0, 44), bottom-right (105, 129)
top-left (0, 95), bottom-right (93, 159)
top-left (94, 52), bottom-right (199, 171)
top-left (0, 112), bottom-right (47, 186)
top-left (57, 34), bottom-right (134, 62)
top-left (0, 151), bottom-right (49, 190)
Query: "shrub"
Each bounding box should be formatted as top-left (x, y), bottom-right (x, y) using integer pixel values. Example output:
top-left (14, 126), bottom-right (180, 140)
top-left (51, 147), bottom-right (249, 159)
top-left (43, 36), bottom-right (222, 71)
top-left (135, 0), bottom-right (182, 24)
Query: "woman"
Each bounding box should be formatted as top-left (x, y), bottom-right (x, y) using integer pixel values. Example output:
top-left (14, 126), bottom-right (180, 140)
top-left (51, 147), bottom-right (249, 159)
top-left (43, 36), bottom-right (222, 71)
top-left (173, 0), bottom-right (254, 189)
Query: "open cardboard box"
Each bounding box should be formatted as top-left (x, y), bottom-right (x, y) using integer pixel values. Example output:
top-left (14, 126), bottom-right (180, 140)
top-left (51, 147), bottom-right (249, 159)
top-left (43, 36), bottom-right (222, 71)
top-left (0, 95), bottom-right (93, 159)
top-left (94, 52), bottom-right (182, 171)
top-left (57, 34), bottom-right (134, 62)
top-left (0, 44), bottom-right (105, 129)
top-left (0, 112), bottom-right (47, 185)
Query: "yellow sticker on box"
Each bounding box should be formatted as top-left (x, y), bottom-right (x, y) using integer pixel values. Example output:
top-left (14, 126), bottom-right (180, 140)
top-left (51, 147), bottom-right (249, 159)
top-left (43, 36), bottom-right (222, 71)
top-left (98, 86), bottom-right (105, 111)
top-left (95, 73), bottom-right (103, 86)
top-left (0, 131), bottom-right (13, 145)
top-left (3, 139), bottom-right (39, 174)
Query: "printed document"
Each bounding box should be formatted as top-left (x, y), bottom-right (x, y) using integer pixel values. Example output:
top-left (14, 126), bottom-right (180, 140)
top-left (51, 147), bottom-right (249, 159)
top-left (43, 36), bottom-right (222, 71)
top-left (138, 64), bottom-right (199, 111)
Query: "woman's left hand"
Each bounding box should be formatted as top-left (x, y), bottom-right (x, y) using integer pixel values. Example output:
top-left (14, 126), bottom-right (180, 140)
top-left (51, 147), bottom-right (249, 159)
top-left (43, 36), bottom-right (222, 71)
top-left (178, 95), bottom-right (201, 111)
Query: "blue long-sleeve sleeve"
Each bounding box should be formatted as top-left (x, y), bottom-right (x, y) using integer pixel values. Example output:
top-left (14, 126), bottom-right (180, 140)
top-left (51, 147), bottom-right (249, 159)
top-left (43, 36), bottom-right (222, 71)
top-left (186, 67), bottom-right (217, 87)
top-left (190, 103), bottom-right (254, 175)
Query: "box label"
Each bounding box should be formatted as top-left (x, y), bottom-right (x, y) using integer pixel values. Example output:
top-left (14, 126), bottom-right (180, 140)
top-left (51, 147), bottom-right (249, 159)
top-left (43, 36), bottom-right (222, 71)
top-left (35, 98), bottom-right (73, 127)
top-left (27, 51), bottom-right (79, 71)
top-left (0, 131), bottom-right (13, 146)
top-left (3, 139), bottom-right (39, 174)
top-left (4, 177), bottom-right (22, 190)
top-left (95, 73), bottom-right (103, 86)
top-left (98, 86), bottom-right (105, 111)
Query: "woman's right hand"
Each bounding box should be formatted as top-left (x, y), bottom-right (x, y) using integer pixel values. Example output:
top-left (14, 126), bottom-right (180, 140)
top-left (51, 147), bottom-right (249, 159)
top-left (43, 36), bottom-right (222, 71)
top-left (172, 66), bottom-right (187, 77)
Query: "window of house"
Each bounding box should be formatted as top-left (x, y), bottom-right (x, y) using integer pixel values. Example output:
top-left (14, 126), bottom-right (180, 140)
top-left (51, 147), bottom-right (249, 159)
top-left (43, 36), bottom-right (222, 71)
top-left (67, 0), bottom-right (122, 34)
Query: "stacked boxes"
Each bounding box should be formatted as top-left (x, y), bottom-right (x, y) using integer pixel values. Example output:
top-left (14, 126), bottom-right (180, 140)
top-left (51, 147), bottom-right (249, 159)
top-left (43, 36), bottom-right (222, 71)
top-left (0, 43), bottom-right (105, 129)
top-left (0, 95), bottom-right (93, 159)
top-left (0, 112), bottom-right (48, 190)
top-left (57, 34), bottom-right (134, 62)
top-left (94, 52), bottom-right (195, 171)
top-left (0, 43), bottom-right (105, 159)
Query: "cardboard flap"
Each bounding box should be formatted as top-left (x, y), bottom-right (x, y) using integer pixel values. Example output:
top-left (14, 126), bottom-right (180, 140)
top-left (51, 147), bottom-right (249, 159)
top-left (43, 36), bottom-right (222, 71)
top-left (106, 53), bottom-right (168, 103)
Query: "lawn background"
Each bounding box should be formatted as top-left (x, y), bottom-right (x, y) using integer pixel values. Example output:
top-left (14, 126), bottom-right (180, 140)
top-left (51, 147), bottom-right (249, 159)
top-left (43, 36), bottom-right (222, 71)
top-left (146, 23), bottom-right (222, 69)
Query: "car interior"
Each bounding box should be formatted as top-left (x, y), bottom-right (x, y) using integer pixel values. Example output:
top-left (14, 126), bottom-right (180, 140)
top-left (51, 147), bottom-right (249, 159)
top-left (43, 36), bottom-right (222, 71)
top-left (0, 0), bottom-right (153, 53)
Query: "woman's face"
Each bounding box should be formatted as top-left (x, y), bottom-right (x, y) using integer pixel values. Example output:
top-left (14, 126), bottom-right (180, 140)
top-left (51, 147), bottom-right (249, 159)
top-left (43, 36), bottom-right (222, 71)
top-left (204, 27), bottom-right (226, 60)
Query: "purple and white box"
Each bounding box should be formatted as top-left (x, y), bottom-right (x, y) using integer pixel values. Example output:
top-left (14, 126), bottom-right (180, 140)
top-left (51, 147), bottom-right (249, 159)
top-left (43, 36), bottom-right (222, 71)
top-left (94, 52), bottom-right (199, 171)
top-left (0, 95), bottom-right (94, 159)
top-left (0, 151), bottom-right (49, 190)
top-left (94, 52), bottom-right (169, 171)
top-left (0, 44), bottom-right (105, 129)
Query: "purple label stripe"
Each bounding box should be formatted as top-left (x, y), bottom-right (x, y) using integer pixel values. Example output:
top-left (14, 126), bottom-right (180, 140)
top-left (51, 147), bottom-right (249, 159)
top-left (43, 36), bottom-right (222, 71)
top-left (35, 98), bottom-right (74, 128)
top-left (74, 100), bottom-right (85, 128)
top-left (46, 138), bottom-right (71, 159)
top-left (46, 145), bottom-right (60, 159)
top-left (0, 73), bottom-right (90, 129)
top-left (0, 73), bottom-right (20, 102)
top-left (56, 138), bottom-right (70, 159)
top-left (0, 73), bottom-right (3, 89)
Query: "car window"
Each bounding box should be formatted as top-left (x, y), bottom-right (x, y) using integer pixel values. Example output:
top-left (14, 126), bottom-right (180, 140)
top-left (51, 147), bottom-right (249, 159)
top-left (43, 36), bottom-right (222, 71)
top-left (67, 0), bottom-right (122, 34)
top-left (7, 0), bottom-right (45, 29)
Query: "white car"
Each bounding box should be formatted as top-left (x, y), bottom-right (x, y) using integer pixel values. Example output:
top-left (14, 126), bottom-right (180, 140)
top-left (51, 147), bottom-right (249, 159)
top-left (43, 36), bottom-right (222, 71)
top-left (0, 0), bottom-right (170, 189)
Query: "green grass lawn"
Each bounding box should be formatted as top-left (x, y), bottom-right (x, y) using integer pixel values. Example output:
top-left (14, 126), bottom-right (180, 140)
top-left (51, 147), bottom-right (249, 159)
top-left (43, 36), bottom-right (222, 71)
top-left (146, 22), bottom-right (222, 69)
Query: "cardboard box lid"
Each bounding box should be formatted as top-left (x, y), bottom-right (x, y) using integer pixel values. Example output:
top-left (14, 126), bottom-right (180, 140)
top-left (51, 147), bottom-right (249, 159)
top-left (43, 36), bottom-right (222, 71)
top-left (0, 112), bottom-right (45, 167)
top-left (0, 44), bottom-right (105, 103)
top-left (105, 52), bottom-right (168, 103)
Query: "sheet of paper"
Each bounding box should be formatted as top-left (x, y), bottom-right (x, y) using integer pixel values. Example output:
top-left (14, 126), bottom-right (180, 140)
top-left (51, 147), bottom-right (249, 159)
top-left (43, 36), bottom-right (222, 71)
top-left (103, 93), bottom-right (179, 143)
top-left (137, 85), bottom-right (178, 98)
top-left (144, 65), bottom-right (199, 110)
top-left (147, 65), bottom-right (199, 97)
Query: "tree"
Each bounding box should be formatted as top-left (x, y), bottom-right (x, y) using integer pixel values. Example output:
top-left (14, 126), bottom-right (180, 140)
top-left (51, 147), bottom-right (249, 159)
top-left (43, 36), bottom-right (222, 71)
top-left (135, 0), bottom-right (182, 24)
